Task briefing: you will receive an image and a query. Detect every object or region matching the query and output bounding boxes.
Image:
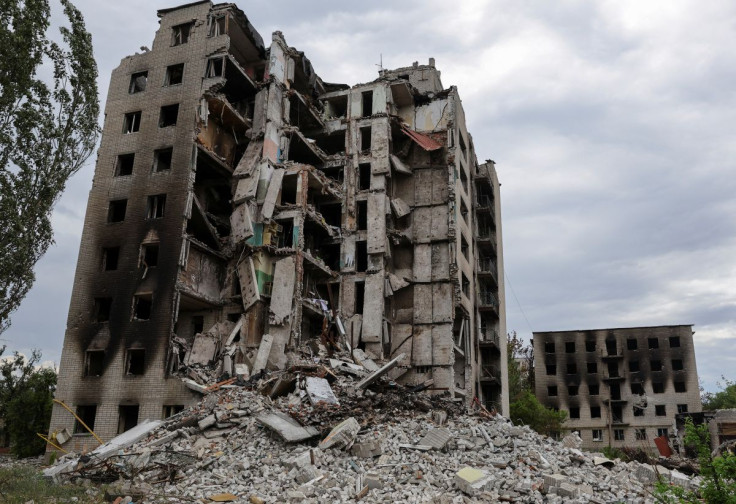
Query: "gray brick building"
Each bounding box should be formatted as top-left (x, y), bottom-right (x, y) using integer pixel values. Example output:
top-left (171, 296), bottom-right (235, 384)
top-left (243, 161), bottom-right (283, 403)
top-left (49, 1), bottom-right (507, 449)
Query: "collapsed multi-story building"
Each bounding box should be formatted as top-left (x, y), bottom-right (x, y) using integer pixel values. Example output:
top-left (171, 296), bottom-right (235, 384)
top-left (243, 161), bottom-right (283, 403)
top-left (48, 1), bottom-right (508, 449)
top-left (533, 325), bottom-right (701, 451)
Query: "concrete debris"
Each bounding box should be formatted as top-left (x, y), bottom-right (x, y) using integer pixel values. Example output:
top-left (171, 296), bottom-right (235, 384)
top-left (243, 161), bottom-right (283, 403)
top-left (43, 355), bottom-right (700, 503)
top-left (304, 376), bottom-right (339, 406)
top-left (356, 353), bottom-right (405, 389)
top-left (561, 431), bottom-right (583, 449)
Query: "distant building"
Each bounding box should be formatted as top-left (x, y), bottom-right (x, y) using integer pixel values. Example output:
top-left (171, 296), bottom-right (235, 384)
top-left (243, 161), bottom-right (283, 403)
top-left (533, 325), bottom-right (701, 450)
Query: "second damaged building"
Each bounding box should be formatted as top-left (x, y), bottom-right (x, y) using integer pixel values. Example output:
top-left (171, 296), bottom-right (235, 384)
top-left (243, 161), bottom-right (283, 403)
top-left (49, 0), bottom-right (508, 445)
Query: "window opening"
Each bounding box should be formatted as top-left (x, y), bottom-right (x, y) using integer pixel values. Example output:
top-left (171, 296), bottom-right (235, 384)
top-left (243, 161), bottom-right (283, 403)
top-left (355, 280), bottom-right (365, 315)
top-left (94, 298), bottom-right (112, 323)
top-left (627, 338), bottom-right (638, 350)
top-left (102, 247), bottom-right (119, 271)
top-left (118, 405), bottom-right (139, 434)
top-left (677, 404), bottom-right (688, 413)
top-left (84, 351), bottom-right (104, 377)
top-left (653, 382), bottom-right (664, 394)
top-left (358, 163), bottom-right (371, 190)
top-left (547, 386), bottom-right (558, 396)
top-left (125, 349), bottom-right (145, 375)
top-left (592, 429), bottom-right (603, 441)
top-left (361, 90), bottom-right (373, 117)
top-left (192, 315), bottom-right (204, 335)
top-left (591, 406), bottom-right (601, 418)
top-left (674, 381), bottom-right (686, 393)
top-left (153, 148), bottom-right (173, 172)
top-left (565, 341), bottom-right (575, 353)
top-left (585, 340), bottom-right (596, 352)
top-left (569, 407), bottom-right (580, 419)
top-left (357, 200), bottom-right (367, 230)
top-left (205, 57), bottom-right (224, 78)
top-left (630, 360), bottom-right (640, 372)
top-left (207, 15), bottom-right (227, 37)
top-left (108, 199), bottom-right (127, 222)
top-left (544, 342), bottom-right (555, 353)
top-left (635, 428), bottom-right (647, 440)
top-left (672, 359), bottom-right (683, 371)
top-left (74, 405), bottom-right (97, 434)
top-left (132, 295), bottom-right (152, 320)
top-left (356, 241), bottom-right (367, 273)
top-left (657, 428), bottom-right (669, 438)
top-left (171, 22), bottom-right (192, 46)
top-left (614, 429), bottom-right (625, 441)
top-left (546, 364), bottom-right (556, 375)
top-left (589, 384), bottom-right (599, 395)
top-left (129, 71), bottom-right (148, 93)
top-left (669, 336), bottom-right (680, 347)
top-left (655, 405), bottom-right (666, 416)
top-left (146, 194), bottom-right (166, 219)
top-left (159, 104), bottom-right (179, 127)
top-left (165, 63), bottom-right (184, 86)
top-left (123, 111), bottom-right (141, 133)
top-left (163, 405), bottom-right (184, 418)
top-left (648, 337), bottom-right (659, 349)
top-left (587, 362), bottom-right (597, 373)
top-left (568, 385), bottom-right (578, 396)
top-left (650, 359), bottom-right (662, 371)
top-left (140, 243), bottom-right (159, 268)
top-left (360, 126), bottom-right (371, 151)
top-left (115, 153), bottom-right (135, 176)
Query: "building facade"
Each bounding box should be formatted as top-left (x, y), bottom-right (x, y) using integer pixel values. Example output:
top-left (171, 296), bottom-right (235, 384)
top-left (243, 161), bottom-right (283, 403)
top-left (49, 1), bottom-right (507, 449)
top-left (533, 325), bottom-right (701, 450)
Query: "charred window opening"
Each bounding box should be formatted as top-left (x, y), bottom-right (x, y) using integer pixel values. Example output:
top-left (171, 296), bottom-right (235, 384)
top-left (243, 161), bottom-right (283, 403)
top-left (358, 163), bottom-right (371, 191)
top-left (627, 338), bottom-right (638, 350)
top-left (631, 382), bottom-right (644, 395)
top-left (74, 405), bottom-right (96, 434)
top-left (316, 130), bottom-right (346, 155)
top-left (140, 243), bottom-right (159, 268)
top-left (629, 360), bottom-right (640, 372)
top-left (102, 247), bottom-right (119, 271)
top-left (321, 165), bottom-right (344, 184)
top-left (146, 194), bottom-right (166, 219)
top-left (281, 176), bottom-right (297, 205)
top-left (606, 339), bottom-right (618, 355)
top-left (355, 280), bottom-right (365, 315)
top-left (650, 359), bottom-right (662, 371)
top-left (115, 153), bottom-right (135, 176)
top-left (633, 406), bottom-right (644, 417)
top-left (460, 199), bottom-right (469, 225)
top-left (568, 385), bottom-right (578, 396)
top-left (357, 200), bottom-right (367, 230)
top-left (171, 22), bottom-right (192, 46)
top-left (276, 220), bottom-right (294, 248)
top-left (458, 131), bottom-right (468, 161)
top-left (459, 167), bottom-right (468, 193)
top-left (669, 336), bottom-right (680, 347)
top-left (585, 340), bottom-right (596, 352)
top-left (648, 337), bottom-right (659, 349)
top-left (356, 241), bottom-right (367, 273)
top-left (674, 381), bottom-right (686, 392)
top-left (108, 199), bottom-right (127, 223)
top-left (677, 404), bottom-right (688, 413)
top-left (567, 362), bottom-right (577, 374)
top-left (587, 362), bottom-right (597, 374)
top-left (207, 14), bottom-right (227, 37)
top-left (153, 148), bottom-right (173, 172)
top-left (593, 429), bottom-right (603, 441)
top-left (547, 386), bottom-right (557, 397)
top-left (653, 382), bottom-right (664, 393)
top-left (165, 63), bottom-right (184, 86)
top-left (205, 57), bottom-right (224, 78)
top-left (545, 342), bottom-right (555, 353)
top-left (611, 404), bottom-right (622, 421)
top-left (192, 315), bottom-right (204, 335)
top-left (159, 104), bottom-right (179, 127)
top-left (589, 384), bottom-right (599, 395)
top-left (94, 297), bottom-right (112, 323)
top-left (319, 243), bottom-right (341, 272)
top-left (317, 202), bottom-right (342, 228)
top-left (565, 341), bottom-right (575, 353)
top-left (461, 272), bottom-right (470, 297)
top-left (132, 295), bottom-right (152, 321)
top-left (655, 405), bottom-right (666, 416)
top-left (657, 428), bottom-right (668, 437)
top-left (129, 71), bottom-right (147, 94)
top-left (123, 111), bottom-right (141, 133)
top-left (360, 126), bottom-right (371, 151)
top-left (545, 364), bottom-right (556, 375)
top-left (610, 383), bottom-right (621, 400)
top-left (635, 428), bottom-right (647, 440)
top-left (163, 405), bottom-right (184, 418)
top-left (672, 359), bottom-right (683, 371)
top-left (323, 94), bottom-right (347, 119)
top-left (591, 406), bottom-right (601, 418)
top-left (361, 90), bottom-right (373, 117)
top-left (569, 407), bottom-right (580, 419)
top-left (118, 405), bottom-right (139, 434)
top-left (125, 349), bottom-right (145, 375)
top-left (607, 361), bottom-right (619, 378)
top-left (614, 429), bottom-right (624, 441)
top-left (84, 350), bottom-right (104, 377)
top-left (460, 234), bottom-right (468, 260)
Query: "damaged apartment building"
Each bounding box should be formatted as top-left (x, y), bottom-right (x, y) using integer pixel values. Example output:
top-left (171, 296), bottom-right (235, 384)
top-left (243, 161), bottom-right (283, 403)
top-left (49, 0), bottom-right (508, 447)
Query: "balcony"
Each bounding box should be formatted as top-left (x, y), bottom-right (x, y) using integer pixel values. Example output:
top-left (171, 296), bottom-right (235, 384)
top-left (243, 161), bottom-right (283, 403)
top-left (477, 257), bottom-right (497, 284)
top-left (475, 227), bottom-right (497, 253)
top-left (478, 329), bottom-right (499, 349)
top-left (475, 195), bottom-right (495, 219)
top-left (477, 291), bottom-right (499, 314)
top-left (480, 364), bottom-right (501, 383)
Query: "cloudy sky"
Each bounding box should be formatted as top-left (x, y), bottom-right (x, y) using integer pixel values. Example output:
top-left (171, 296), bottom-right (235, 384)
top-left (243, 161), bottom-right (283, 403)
top-left (4, 0), bottom-right (735, 392)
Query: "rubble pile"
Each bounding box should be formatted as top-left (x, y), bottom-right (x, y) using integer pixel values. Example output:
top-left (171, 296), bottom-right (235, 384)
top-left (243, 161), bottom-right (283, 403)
top-left (44, 350), bottom-right (701, 503)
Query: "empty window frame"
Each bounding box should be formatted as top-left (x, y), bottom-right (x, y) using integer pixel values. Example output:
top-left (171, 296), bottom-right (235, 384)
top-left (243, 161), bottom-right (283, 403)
top-left (74, 405), bottom-right (97, 434)
top-left (655, 405), bottom-right (666, 416)
top-left (164, 63), bottom-right (184, 86)
top-left (205, 56), bottom-right (225, 78)
top-left (565, 341), bottom-right (575, 353)
top-left (627, 338), bottom-right (638, 350)
top-left (652, 382), bottom-right (665, 394)
top-left (672, 359), bottom-right (684, 371)
top-left (125, 349), bottom-right (145, 375)
top-left (360, 126), bottom-right (371, 151)
top-left (566, 362), bottom-right (577, 374)
top-left (356, 200), bottom-right (367, 230)
top-left (635, 428), bottom-right (647, 440)
top-left (633, 406), bottom-right (644, 417)
top-left (163, 405), bottom-right (185, 418)
top-left (461, 272), bottom-right (470, 298)
top-left (568, 385), bottom-right (578, 396)
top-left (592, 429), bottom-right (603, 442)
top-left (356, 241), bottom-right (367, 273)
top-left (629, 360), bottom-right (640, 372)
top-left (118, 405), bottom-right (139, 434)
top-left (585, 340), bottom-right (596, 352)
top-left (123, 111), bottom-right (141, 133)
top-left (650, 359), bottom-right (662, 371)
top-left (544, 342), bottom-right (555, 353)
top-left (84, 350), bottom-right (104, 377)
top-left (587, 362), bottom-right (597, 374)
top-left (153, 147), bottom-right (173, 172)
top-left (674, 381), bottom-right (687, 393)
top-left (361, 90), bottom-right (373, 117)
top-left (102, 246), bottom-right (120, 271)
top-left (159, 104), bottom-right (179, 127)
top-left (614, 429), bottom-right (625, 441)
top-left (590, 406), bottom-right (601, 418)
top-left (547, 385), bottom-right (558, 397)
top-left (108, 199), bottom-right (127, 222)
top-left (146, 194), bottom-right (166, 219)
top-left (207, 14), bottom-right (227, 37)
top-left (115, 153), bottom-right (135, 176)
top-left (545, 364), bottom-right (556, 375)
top-left (569, 407), bottom-right (580, 419)
top-left (171, 22), bottom-right (192, 46)
top-left (94, 297), bottom-right (112, 323)
top-left (192, 315), bottom-right (204, 335)
top-left (657, 428), bottom-right (669, 438)
top-left (648, 337), bottom-right (659, 349)
top-left (589, 384), bottom-right (599, 395)
top-left (358, 163), bottom-right (371, 190)
top-left (129, 71), bottom-right (148, 93)
top-left (631, 382), bottom-right (644, 395)
top-left (677, 404), bottom-right (688, 413)
top-left (669, 336), bottom-right (681, 348)
top-left (140, 243), bottom-right (159, 268)
top-left (355, 280), bottom-right (365, 315)
top-left (460, 234), bottom-right (469, 260)
top-left (132, 295), bottom-right (152, 321)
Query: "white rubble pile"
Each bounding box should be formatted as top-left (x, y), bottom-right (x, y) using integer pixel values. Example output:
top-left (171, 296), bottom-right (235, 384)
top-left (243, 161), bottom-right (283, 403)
top-left (44, 356), bottom-right (700, 503)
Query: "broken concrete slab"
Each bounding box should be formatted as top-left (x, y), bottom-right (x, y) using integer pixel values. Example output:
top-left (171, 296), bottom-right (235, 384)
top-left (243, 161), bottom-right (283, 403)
top-left (182, 378), bottom-right (208, 394)
top-left (304, 376), bottom-right (339, 406)
top-left (256, 410), bottom-right (320, 443)
top-left (417, 428), bottom-right (451, 450)
top-left (186, 333), bottom-right (219, 366)
top-left (91, 420), bottom-right (163, 461)
top-left (318, 417), bottom-right (360, 450)
top-left (351, 349), bottom-right (379, 372)
top-left (252, 334), bottom-right (274, 374)
top-left (356, 353), bottom-right (406, 389)
top-left (454, 466), bottom-right (492, 496)
top-left (269, 256), bottom-right (296, 325)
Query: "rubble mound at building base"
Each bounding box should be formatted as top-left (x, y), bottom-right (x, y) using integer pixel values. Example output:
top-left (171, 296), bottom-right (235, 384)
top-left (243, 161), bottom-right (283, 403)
top-left (44, 354), bottom-right (700, 503)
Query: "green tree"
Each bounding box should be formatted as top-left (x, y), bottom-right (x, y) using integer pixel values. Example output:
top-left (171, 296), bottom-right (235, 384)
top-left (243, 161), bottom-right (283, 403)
top-left (0, 0), bottom-right (99, 335)
top-left (510, 390), bottom-right (568, 436)
top-left (0, 346), bottom-right (57, 457)
top-left (654, 418), bottom-right (736, 504)
top-left (507, 331), bottom-right (533, 400)
top-left (702, 378), bottom-right (736, 411)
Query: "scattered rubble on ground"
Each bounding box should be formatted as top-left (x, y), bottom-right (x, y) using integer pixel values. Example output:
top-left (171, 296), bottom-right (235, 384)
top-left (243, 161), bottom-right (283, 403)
top-left (44, 347), bottom-right (701, 503)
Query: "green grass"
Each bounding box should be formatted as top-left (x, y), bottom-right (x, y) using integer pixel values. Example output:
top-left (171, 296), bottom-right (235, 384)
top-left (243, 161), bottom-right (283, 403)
top-left (0, 464), bottom-right (104, 503)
